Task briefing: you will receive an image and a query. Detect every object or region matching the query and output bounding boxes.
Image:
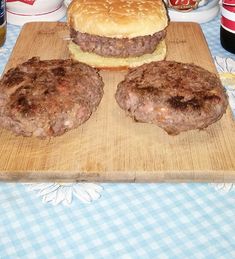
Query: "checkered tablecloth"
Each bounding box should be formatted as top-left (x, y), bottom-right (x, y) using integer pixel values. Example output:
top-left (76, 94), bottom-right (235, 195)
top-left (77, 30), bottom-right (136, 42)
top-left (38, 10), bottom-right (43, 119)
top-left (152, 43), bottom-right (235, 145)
top-left (0, 15), bottom-right (235, 259)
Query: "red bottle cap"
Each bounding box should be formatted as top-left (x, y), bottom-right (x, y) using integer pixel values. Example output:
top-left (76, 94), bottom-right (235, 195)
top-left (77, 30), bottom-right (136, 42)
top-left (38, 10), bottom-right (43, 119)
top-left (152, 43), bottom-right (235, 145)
top-left (223, 0), bottom-right (235, 6)
top-left (221, 0), bottom-right (235, 32)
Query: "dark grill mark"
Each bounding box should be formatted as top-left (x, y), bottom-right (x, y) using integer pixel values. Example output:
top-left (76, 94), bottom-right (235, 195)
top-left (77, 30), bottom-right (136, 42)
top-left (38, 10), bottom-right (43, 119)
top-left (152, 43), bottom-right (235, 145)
top-left (44, 89), bottom-right (50, 95)
top-left (11, 95), bottom-right (36, 116)
top-left (17, 96), bottom-right (29, 107)
top-left (4, 71), bottom-right (25, 86)
top-left (138, 86), bottom-right (160, 95)
top-left (204, 95), bottom-right (221, 102)
top-left (168, 96), bottom-right (201, 110)
top-left (51, 67), bottom-right (66, 77)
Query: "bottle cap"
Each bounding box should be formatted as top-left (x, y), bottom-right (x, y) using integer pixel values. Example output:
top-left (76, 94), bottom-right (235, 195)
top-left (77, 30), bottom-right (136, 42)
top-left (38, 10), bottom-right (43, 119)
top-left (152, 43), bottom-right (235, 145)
top-left (221, 0), bottom-right (235, 33)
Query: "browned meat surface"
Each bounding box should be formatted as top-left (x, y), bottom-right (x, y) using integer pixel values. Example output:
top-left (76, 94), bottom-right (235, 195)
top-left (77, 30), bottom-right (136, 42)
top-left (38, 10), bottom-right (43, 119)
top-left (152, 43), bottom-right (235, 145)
top-left (71, 29), bottom-right (166, 58)
top-left (115, 61), bottom-right (228, 135)
top-left (0, 57), bottom-right (104, 138)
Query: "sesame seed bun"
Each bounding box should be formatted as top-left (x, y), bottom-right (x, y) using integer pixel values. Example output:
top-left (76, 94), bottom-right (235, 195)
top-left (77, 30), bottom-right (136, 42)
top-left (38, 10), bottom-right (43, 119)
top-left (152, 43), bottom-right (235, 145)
top-left (67, 0), bottom-right (168, 38)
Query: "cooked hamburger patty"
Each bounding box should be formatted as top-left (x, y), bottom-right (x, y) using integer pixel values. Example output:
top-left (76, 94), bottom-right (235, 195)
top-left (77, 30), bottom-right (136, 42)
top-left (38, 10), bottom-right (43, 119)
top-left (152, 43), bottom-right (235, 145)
top-left (115, 61), bottom-right (228, 135)
top-left (0, 57), bottom-right (104, 138)
top-left (71, 29), bottom-right (166, 58)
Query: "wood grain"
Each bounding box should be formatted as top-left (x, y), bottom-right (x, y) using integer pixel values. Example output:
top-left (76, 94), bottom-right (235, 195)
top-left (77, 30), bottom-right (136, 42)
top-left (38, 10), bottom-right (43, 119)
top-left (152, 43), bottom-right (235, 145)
top-left (0, 22), bottom-right (234, 182)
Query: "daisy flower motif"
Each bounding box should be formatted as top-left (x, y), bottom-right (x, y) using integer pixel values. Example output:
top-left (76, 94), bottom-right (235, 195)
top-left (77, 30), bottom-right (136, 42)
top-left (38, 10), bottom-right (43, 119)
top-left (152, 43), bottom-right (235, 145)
top-left (64, 0), bottom-right (72, 8)
top-left (214, 56), bottom-right (235, 118)
top-left (25, 183), bottom-right (103, 206)
top-left (210, 183), bottom-right (235, 193)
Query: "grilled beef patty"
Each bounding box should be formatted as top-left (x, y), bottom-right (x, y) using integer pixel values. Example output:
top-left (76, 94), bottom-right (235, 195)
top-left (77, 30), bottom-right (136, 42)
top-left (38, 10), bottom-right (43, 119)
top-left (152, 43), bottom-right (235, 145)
top-left (115, 61), bottom-right (228, 135)
top-left (71, 28), bottom-right (166, 58)
top-left (0, 57), bottom-right (104, 138)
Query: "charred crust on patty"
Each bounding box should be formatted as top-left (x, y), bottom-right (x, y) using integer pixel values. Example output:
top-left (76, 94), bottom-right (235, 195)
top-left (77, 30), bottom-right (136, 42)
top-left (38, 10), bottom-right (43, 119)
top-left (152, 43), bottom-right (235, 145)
top-left (3, 68), bottom-right (25, 87)
top-left (168, 96), bottom-right (201, 110)
top-left (115, 61), bottom-right (228, 135)
top-left (0, 57), bottom-right (104, 138)
top-left (51, 66), bottom-right (66, 77)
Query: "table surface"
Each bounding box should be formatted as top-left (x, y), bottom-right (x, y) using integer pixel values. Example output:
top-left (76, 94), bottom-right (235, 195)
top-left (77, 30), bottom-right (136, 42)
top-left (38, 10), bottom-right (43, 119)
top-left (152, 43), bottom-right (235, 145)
top-left (0, 15), bottom-right (235, 259)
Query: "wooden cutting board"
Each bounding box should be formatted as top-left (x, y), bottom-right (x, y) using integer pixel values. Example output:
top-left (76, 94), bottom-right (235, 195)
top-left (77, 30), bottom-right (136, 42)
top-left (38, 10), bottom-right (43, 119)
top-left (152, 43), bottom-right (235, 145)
top-left (0, 22), bottom-right (235, 182)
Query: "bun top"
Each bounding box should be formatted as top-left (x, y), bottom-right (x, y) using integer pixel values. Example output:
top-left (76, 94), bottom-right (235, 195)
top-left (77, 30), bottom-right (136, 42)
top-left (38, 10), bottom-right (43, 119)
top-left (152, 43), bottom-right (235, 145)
top-left (67, 0), bottom-right (168, 38)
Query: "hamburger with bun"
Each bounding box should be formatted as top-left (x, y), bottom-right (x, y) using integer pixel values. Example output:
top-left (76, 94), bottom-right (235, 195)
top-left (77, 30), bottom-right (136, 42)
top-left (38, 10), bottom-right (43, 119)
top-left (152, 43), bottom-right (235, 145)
top-left (67, 0), bottom-right (168, 69)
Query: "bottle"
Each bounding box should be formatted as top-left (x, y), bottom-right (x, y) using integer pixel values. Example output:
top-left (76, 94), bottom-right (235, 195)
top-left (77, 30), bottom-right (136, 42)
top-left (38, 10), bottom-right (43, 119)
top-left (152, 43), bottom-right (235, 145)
top-left (220, 0), bottom-right (235, 54)
top-left (0, 0), bottom-right (6, 47)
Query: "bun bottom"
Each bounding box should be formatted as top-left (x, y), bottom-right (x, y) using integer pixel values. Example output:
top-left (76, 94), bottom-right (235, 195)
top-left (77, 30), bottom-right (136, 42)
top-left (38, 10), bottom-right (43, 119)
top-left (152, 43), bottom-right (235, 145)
top-left (68, 40), bottom-right (166, 69)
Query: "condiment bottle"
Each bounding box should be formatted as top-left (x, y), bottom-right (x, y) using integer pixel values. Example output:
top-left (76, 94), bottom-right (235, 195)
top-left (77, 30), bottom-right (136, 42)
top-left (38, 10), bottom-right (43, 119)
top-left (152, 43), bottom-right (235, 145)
top-left (220, 0), bottom-right (235, 54)
top-left (0, 0), bottom-right (6, 47)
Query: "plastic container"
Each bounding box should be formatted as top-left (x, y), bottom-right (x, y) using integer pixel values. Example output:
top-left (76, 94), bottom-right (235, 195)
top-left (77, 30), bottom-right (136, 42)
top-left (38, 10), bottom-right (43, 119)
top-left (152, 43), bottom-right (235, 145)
top-left (6, 0), bottom-right (66, 26)
top-left (166, 0), bottom-right (220, 23)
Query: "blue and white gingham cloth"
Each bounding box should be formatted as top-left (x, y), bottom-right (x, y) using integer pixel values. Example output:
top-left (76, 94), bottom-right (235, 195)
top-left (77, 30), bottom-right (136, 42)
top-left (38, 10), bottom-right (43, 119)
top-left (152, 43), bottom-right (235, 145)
top-left (0, 183), bottom-right (235, 258)
top-left (0, 15), bottom-right (235, 259)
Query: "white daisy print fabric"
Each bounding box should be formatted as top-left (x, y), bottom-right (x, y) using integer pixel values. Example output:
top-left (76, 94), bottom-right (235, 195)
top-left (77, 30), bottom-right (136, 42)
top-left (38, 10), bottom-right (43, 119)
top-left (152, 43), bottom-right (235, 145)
top-left (214, 56), bottom-right (235, 118)
top-left (25, 183), bottom-right (103, 206)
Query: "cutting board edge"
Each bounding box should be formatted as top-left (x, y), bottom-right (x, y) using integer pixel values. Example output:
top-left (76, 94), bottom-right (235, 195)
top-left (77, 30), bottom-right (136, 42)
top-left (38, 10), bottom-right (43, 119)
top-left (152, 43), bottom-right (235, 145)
top-left (0, 170), bottom-right (234, 183)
